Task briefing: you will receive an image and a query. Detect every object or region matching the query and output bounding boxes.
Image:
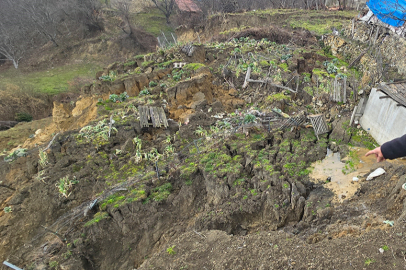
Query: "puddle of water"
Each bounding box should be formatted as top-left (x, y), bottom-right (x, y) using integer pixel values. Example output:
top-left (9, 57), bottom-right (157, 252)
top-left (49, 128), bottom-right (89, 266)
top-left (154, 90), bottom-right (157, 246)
top-left (310, 147), bottom-right (406, 203)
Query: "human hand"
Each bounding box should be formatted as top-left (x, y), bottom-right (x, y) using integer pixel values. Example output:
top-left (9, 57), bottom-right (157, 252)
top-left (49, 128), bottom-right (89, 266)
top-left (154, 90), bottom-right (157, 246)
top-left (365, 147), bottom-right (385, 162)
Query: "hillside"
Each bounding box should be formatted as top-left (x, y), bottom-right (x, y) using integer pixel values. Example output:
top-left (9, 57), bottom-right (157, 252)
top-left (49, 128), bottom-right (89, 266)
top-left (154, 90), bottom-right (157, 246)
top-left (1, 7), bottom-right (406, 270)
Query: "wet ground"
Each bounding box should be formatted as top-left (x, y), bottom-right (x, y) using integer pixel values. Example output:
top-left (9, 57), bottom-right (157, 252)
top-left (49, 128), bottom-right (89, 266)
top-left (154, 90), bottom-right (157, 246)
top-left (310, 147), bottom-right (406, 203)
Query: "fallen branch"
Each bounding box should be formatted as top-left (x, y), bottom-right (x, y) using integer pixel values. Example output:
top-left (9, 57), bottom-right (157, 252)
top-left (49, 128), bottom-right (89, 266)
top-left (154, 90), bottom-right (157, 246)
top-left (43, 133), bottom-right (59, 151)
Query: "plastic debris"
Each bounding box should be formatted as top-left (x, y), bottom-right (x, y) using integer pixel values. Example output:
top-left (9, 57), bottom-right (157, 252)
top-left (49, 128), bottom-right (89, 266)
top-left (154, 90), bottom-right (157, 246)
top-left (366, 168), bottom-right (386, 181)
top-left (352, 177), bottom-right (359, 181)
top-left (402, 183), bottom-right (406, 191)
top-left (379, 248), bottom-right (384, 254)
top-left (383, 220), bottom-right (394, 227)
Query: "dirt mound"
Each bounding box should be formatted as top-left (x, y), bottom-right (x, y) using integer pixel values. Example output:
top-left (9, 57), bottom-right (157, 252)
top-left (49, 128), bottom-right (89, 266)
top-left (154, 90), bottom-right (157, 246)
top-left (166, 67), bottom-right (244, 122)
top-left (214, 27), bottom-right (316, 46)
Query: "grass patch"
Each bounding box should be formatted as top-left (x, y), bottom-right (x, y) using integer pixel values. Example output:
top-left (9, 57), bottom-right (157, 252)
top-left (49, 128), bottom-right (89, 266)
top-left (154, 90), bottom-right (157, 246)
top-left (84, 212), bottom-right (109, 227)
top-left (132, 8), bottom-right (173, 36)
top-left (0, 63), bottom-right (100, 94)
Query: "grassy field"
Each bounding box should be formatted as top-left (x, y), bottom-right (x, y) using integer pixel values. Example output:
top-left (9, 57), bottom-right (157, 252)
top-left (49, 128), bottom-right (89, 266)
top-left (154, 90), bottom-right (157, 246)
top-left (244, 9), bottom-right (358, 35)
top-left (132, 8), bottom-right (174, 37)
top-left (0, 63), bottom-right (101, 95)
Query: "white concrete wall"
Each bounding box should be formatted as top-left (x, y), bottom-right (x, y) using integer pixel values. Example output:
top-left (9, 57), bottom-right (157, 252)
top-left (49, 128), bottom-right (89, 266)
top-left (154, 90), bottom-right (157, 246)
top-left (360, 88), bottom-right (406, 145)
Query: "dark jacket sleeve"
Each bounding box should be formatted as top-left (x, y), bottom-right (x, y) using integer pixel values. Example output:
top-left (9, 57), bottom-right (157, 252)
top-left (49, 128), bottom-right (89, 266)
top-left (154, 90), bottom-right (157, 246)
top-left (381, 134), bottom-right (406, 160)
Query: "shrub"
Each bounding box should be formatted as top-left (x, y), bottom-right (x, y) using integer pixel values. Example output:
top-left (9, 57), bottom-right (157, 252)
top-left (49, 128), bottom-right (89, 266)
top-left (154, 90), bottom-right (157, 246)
top-left (15, 112), bottom-right (33, 122)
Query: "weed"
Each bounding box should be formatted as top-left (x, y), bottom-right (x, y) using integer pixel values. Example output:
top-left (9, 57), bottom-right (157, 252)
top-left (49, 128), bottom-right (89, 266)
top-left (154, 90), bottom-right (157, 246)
top-left (49, 261), bottom-right (58, 269)
top-left (194, 126), bottom-right (208, 137)
top-left (364, 258), bottom-right (375, 266)
top-left (109, 92), bottom-right (129, 103)
top-left (99, 71), bottom-right (117, 82)
top-left (243, 114), bottom-right (256, 124)
top-left (139, 88), bottom-right (151, 96)
top-left (84, 211), bottom-right (109, 227)
top-left (149, 81), bottom-right (158, 87)
top-left (233, 178), bottom-right (245, 186)
top-left (78, 120), bottom-right (117, 144)
top-left (56, 176), bottom-right (79, 198)
top-left (167, 245), bottom-right (176, 255)
top-left (382, 245), bottom-right (389, 251)
top-left (3, 206), bottom-right (12, 213)
top-left (38, 149), bottom-right (48, 168)
top-left (4, 148), bottom-right (27, 162)
top-left (123, 60), bottom-right (136, 67)
top-left (133, 137), bottom-right (142, 151)
top-left (150, 183), bottom-right (172, 201)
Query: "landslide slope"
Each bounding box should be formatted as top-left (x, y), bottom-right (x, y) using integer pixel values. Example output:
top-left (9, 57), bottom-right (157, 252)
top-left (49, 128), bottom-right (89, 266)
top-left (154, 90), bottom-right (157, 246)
top-left (1, 9), bottom-right (406, 270)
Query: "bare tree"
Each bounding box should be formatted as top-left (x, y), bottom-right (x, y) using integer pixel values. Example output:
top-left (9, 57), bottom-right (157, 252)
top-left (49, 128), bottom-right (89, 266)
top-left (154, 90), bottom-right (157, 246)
top-left (150, 0), bottom-right (176, 24)
top-left (17, 0), bottom-right (61, 47)
top-left (114, 0), bottom-right (133, 35)
top-left (0, 2), bottom-right (34, 69)
top-left (73, 0), bottom-right (105, 33)
top-left (0, 23), bottom-right (25, 69)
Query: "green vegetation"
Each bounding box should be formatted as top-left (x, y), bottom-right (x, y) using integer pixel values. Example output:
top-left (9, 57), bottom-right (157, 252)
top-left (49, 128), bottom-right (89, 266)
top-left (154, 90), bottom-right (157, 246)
top-left (49, 261), bottom-right (59, 269)
top-left (0, 63), bottom-right (100, 94)
top-left (133, 9), bottom-right (173, 36)
top-left (77, 119), bottom-right (117, 145)
top-left (109, 92), bottom-right (129, 103)
top-left (4, 148), bottom-right (27, 162)
top-left (139, 88), bottom-right (151, 96)
top-left (56, 176), bottom-right (79, 198)
top-left (287, 10), bottom-right (357, 35)
top-left (3, 206), bottom-right (12, 213)
top-left (266, 93), bottom-right (290, 103)
top-left (364, 258), bottom-right (376, 266)
top-left (342, 149), bottom-right (360, 174)
top-left (166, 245), bottom-right (176, 255)
top-left (15, 112), bottom-right (33, 122)
top-left (183, 63), bottom-right (206, 71)
top-left (84, 212), bottom-right (109, 227)
top-left (150, 183), bottom-right (172, 202)
top-left (38, 149), bottom-right (49, 168)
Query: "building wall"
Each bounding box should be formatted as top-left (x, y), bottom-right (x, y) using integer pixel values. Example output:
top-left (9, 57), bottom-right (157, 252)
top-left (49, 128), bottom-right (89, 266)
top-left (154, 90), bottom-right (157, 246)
top-left (360, 88), bottom-right (406, 145)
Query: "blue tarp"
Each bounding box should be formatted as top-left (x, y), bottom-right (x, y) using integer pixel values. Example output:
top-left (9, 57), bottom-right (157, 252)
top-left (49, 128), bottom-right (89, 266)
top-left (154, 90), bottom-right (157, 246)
top-left (367, 0), bottom-right (406, 27)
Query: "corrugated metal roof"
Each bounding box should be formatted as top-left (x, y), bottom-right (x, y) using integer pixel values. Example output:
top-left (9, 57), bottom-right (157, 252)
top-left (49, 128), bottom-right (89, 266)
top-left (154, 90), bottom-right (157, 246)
top-left (175, 0), bottom-right (201, 12)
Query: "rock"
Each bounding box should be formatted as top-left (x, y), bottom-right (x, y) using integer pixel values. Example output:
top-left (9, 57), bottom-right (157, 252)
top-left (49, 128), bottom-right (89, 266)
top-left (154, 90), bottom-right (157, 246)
top-left (190, 99), bottom-right (208, 110)
top-left (193, 91), bottom-right (206, 102)
top-left (211, 100), bottom-right (224, 113)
